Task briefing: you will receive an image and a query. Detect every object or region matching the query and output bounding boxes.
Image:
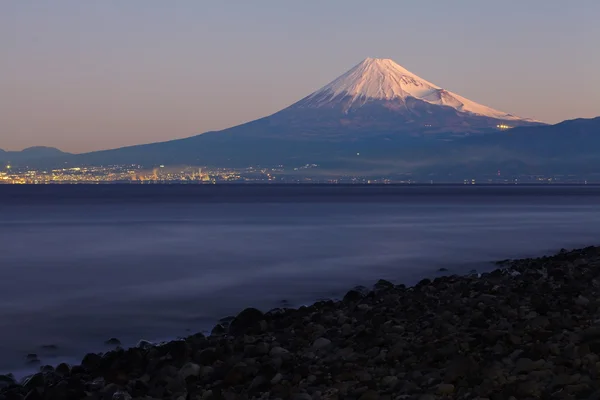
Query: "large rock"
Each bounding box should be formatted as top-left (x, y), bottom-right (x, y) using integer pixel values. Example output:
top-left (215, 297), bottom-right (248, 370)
top-left (159, 340), bottom-right (190, 365)
top-left (194, 347), bottom-right (218, 365)
top-left (0, 374), bottom-right (16, 390)
top-left (179, 362), bottom-right (201, 380)
top-left (228, 307), bottom-right (265, 335)
top-left (81, 352), bottom-right (102, 371)
top-left (343, 286), bottom-right (370, 302)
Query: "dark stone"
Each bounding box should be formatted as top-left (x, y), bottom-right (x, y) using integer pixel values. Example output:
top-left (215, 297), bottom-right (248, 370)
top-left (101, 383), bottom-right (121, 399)
top-left (265, 308), bottom-right (287, 319)
top-left (131, 379), bottom-right (149, 397)
top-left (548, 268), bottom-right (566, 280)
top-left (211, 324), bottom-right (226, 336)
top-left (39, 365), bottom-right (53, 374)
top-left (470, 314), bottom-right (489, 329)
top-left (70, 365), bottom-right (86, 375)
top-left (0, 374), bottom-right (16, 390)
top-left (228, 307), bottom-right (265, 335)
top-left (112, 390), bottom-right (133, 400)
top-left (489, 269), bottom-right (505, 278)
top-left (46, 379), bottom-right (69, 399)
top-left (194, 348), bottom-right (218, 365)
top-left (533, 300), bottom-right (550, 316)
top-left (219, 315), bottom-right (235, 324)
top-left (136, 340), bottom-right (153, 349)
top-left (81, 352), bottom-right (102, 371)
top-left (374, 279), bottom-right (394, 291)
top-left (343, 286), bottom-right (370, 302)
top-left (186, 332), bottom-right (207, 349)
top-left (589, 341), bottom-right (600, 354)
top-left (343, 290), bottom-right (364, 302)
top-left (23, 389), bottom-right (42, 400)
top-left (582, 327), bottom-right (600, 343)
top-left (417, 278), bottom-right (432, 287)
top-left (159, 340), bottom-right (190, 365)
top-left (23, 373), bottom-right (44, 391)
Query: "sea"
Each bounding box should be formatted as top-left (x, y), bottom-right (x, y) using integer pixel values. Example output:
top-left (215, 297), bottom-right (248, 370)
top-left (1, 184), bottom-right (600, 378)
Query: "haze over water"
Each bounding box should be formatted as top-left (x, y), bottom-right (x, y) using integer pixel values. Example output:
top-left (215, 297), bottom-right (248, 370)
top-left (1, 185), bottom-right (600, 377)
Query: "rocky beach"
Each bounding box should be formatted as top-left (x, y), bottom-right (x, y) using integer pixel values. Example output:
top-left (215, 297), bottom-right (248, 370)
top-left (3, 246), bottom-right (600, 400)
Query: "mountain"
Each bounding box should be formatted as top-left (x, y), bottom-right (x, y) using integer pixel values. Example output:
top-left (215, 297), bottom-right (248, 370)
top-left (9, 117), bottom-right (600, 178)
top-left (300, 58), bottom-right (521, 119)
top-left (284, 57), bottom-right (540, 135)
top-left (37, 57), bottom-right (542, 169)
top-left (220, 57), bottom-right (541, 141)
top-left (10, 57), bottom-right (597, 179)
top-left (0, 146), bottom-right (69, 164)
top-left (398, 116), bottom-right (600, 178)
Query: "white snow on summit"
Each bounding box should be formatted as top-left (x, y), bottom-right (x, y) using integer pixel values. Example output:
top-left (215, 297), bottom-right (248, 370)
top-left (302, 58), bottom-right (531, 121)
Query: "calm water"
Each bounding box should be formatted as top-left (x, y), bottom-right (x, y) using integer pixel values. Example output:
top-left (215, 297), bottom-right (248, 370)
top-left (1, 185), bottom-right (600, 377)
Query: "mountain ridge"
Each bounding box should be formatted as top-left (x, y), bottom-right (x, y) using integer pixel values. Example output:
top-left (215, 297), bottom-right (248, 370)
top-left (0, 146), bottom-right (68, 163)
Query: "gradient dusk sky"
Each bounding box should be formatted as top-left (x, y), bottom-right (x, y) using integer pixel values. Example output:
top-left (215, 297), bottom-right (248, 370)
top-left (2, 1), bottom-right (599, 153)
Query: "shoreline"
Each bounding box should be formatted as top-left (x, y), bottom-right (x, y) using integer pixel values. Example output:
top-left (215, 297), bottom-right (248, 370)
top-left (3, 246), bottom-right (600, 399)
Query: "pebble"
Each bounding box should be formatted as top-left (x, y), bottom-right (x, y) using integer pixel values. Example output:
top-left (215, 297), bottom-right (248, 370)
top-left (437, 383), bottom-right (455, 394)
top-left (112, 391), bottom-right (133, 400)
top-left (312, 337), bottom-right (332, 350)
top-left (270, 346), bottom-right (290, 357)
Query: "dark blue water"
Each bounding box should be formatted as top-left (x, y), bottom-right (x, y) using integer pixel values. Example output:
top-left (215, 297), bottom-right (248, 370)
top-left (1, 185), bottom-right (600, 377)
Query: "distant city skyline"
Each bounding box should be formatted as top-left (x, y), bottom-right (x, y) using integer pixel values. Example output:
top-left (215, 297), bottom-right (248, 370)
top-left (2, 1), bottom-right (599, 153)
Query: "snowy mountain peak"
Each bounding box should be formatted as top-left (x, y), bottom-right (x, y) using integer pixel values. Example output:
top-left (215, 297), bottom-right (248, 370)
top-left (298, 57), bottom-right (534, 122)
top-left (307, 57), bottom-right (439, 104)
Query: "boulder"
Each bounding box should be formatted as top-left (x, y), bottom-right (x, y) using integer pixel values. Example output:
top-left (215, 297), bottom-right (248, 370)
top-left (81, 352), bottom-right (102, 371)
top-left (228, 307), bottom-right (265, 335)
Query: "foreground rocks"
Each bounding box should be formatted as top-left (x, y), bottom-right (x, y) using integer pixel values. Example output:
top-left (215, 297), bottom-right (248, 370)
top-left (3, 246), bottom-right (600, 399)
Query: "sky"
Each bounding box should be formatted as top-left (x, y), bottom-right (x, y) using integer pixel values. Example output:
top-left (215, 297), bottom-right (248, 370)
top-left (1, 1), bottom-right (599, 153)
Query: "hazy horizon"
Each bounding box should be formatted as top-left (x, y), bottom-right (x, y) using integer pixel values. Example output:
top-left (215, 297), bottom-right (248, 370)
top-left (2, 1), bottom-right (599, 153)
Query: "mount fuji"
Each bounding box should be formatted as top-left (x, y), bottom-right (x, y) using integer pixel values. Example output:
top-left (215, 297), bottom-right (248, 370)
top-left (223, 57), bottom-right (542, 141)
top-left (23, 57), bottom-right (600, 176)
top-left (285, 57), bottom-right (539, 133)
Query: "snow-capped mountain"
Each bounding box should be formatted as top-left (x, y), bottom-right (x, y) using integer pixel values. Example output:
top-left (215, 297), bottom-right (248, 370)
top-left (236, 57), bottom-right (543, 139)
top-left (18, 57), bottom-right (556, 171)
top-left (289, 57), bottom-right (537, 126)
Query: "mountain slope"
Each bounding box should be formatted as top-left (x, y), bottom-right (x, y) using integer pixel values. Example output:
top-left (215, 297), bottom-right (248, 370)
top-left (65, 117), bottom-right (598, 175)
top-left (409, 117), bottom-right (600, 177)
top-left (12, 117), bottom-right (600, 178)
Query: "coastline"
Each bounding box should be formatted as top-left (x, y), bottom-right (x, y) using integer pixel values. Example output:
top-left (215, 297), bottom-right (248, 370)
top-left (3, 246), bottom-right (600, 399)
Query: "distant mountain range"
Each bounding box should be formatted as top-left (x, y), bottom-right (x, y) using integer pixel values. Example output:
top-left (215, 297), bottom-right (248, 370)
top-left (2, 58), bottom-right (599, 179)
top-left (0, 146), bottom-right (68, 163)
